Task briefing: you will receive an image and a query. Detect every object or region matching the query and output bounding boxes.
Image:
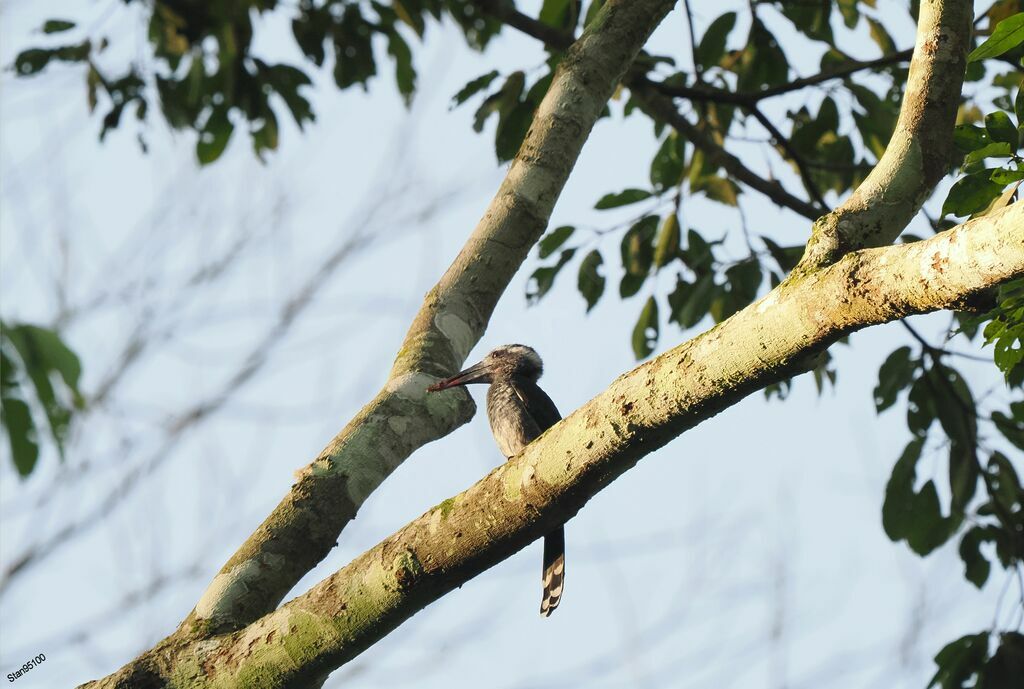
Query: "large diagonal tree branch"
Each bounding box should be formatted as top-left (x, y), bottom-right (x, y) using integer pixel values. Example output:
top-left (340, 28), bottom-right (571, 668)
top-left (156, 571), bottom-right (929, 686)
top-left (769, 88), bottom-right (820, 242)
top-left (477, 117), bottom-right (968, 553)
top-left (83, 202), bottom-right (1023, 689)
top-left (177, 0), bottom-right (679, 641)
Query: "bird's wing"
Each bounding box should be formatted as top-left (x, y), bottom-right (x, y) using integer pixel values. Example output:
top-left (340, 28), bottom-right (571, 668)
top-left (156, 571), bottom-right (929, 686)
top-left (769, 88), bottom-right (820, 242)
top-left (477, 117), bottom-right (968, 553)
top-left (514, 380), bottom-right (562, 435)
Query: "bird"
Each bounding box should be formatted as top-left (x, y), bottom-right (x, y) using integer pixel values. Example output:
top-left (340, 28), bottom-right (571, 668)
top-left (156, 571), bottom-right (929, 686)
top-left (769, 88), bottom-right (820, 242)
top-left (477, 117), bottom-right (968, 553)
top-left (427, 344), bottom-right (566, 617)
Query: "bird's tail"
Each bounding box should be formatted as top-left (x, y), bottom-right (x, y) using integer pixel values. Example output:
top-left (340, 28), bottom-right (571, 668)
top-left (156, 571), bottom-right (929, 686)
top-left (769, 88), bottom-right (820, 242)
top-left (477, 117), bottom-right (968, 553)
top-left (540, 526), bottom-right (565, 617)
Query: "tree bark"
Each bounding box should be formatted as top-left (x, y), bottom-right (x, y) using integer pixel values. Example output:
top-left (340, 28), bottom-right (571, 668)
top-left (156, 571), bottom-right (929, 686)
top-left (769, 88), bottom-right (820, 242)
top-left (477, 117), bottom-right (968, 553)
top-left (82, 203), bottom-right (1022, 689)
top-left (78, 0), bottom-right (1009, 686)
top-left (168, 0), bottom-right (681, 641)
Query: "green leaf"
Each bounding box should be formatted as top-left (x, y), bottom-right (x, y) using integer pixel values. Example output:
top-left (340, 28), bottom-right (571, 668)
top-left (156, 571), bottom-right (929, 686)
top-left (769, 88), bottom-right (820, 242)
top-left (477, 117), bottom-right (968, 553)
top-left (984, 632), bottom-right (1024, 685)
top-left (942, 172), bottom-right (1005, 217)
top-left (650, 132), bottom-right (686, 190)
top-left (495, 99), bottom-right (534, 162)
top-left (985, 111), bottom-right (1019, 148)
top-left (196, 106), bottom-right (234, 164)
top-left (735, 19), bottom-right (789, 92)
top-left (527, 248), bottom-right (576, 304)
top-left (882, 438), bottom-right (924, 541)
top-left (990, 167), bottom-right (1024, 184)
top-left (964, 141), bottom-right (1013, 165)
top-left (595, 188), bottom-right (652, 210)
top-left (332, 6), bottom-right (377, 89)
top-left (696, 12), bottom-right (736, 70)
top-left (538, 226), bottom-right (575, 259)
top-left (694, 175), bottom-right (739, 206)
top-left (724, 259), bottom-right (761, 306)
top-left (867, 18), bottom-right (896, 55)
top-left (928, 633), bottom-right (989, 689)
top-left (988, 451), bottom-right (1023, 516)
top-left (673, 274), bottom-right (716, 328)
top-left (874, 346), bottom-right (916, 412)
top-left (653, 214), bottom-right (680, 269)
top-left (620, 215), bottom-right (658, 278)
top-left (14, 41), bottom-right (92, 76)
top-left (950, 122), bottom-right (991, 151)
top-left (577, 250), bottom-right (605, 312)
top-left (968, 13), bottom-right (1024, 62)
top-left (992, 409), bottom-right (1024, 451)
top-left (882, 438), bottom-right (961, 555)
top-left (1016, 84), bottom-right (1024, 124)
top-left (539, 0), bottom-right (574, 30)
top-left (1, 350), bottom-right (39, 477)
top-left (631, 296), bottom-right (659, 359)
top-left (958, 527), bottom-right (993, 588)
top-left (386, 29), bottom-right (416, 105)
top-left (42, 19), bottom-right (76, 34)
top-left (451, 70), bottom-right (500, 107)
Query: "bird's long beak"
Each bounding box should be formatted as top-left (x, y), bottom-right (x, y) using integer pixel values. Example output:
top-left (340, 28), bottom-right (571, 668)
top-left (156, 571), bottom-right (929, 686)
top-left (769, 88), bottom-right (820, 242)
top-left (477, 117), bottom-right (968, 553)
top-left (427, 361), bottom-right (491, 392)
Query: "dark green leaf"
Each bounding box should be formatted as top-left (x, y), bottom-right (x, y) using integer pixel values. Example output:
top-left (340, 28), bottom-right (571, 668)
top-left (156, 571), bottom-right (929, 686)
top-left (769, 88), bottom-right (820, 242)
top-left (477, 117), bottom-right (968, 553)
top-left (1, 350), bottom-right (39, 477)
top-left (694, 176), bottom-right (739, 206)
top-left (1016, 85), bottom-right (1024, 124)
top-left (387, 29), bottom-right (416, 104)
top-left (42, 19), bottom-right (76, 34)
top-left (696, 13), bottom-right (736, 70)
top-left (577, 250), bottom-right (605, 312)
top-left (538, 226), bottom-right (575, 259)
top-left (595, 188), bottom-right (652, 210)
top-left (724, 259), bottom-right (761, 306)
top-left (985, 111), bottom-right (1019, 148)
top-left (964, 141), bottom-right (1013, 166)
top-left (620, 215), bottom-right (659, 279)
top-left (968, 13), bottom-right (1024, 62)
top-left (988, 451), bottom-right (1022, 515)
top-left (882, 438), bottom-right (924, 541)
top-left (653, 214), bottom-right (680, 269)
top-left (539, 0), bottom-right (574, 30)
top-left (984, 632), bottom-right (1024, 686)
top-left (674, 274), bottom-right (716, 328)
top-left (953, 124), bottom-right (991, 152)
top-left (451, 70), bottom-right (500, 107)
top-left (958, 526), bottom-right (993, 588)
top-left (619, 273), bottom-right (646, 299)
top-left (867, 18), bottom-right (896, 55)
top-left (992, 408), bottom-right (1024, 451)
top-left (942, 173), bottom-right (1005, 217)
top-left (874, 346), bottom-right (916, 412)
top-left (527, 248), bottom-right (576, 304)
top-left (907, 376), bottom-right (936, 437)
top-left (650, 132), bottom-right (686, 190)
top-left (990, 167), bottom-right (1024, 184)
top-left (928, 633), bottom-right (989, 689)
top-left (684, 229), bottom-right (714, 275)
top-left (196, 106), bottom-right (234, 164)
top-left (495, 99), bottom-right (534, 162)
top-left (631, 296), bottom-right (659, 359)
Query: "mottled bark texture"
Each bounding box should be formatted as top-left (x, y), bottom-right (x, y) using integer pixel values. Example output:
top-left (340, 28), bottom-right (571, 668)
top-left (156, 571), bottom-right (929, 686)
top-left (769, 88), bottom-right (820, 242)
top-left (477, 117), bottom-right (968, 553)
top-left (84, 204), bottom-right (1023, 689)
top-left (79, 0), bottom-right (1012, 686)
top-left (171, 0), bottom-right (679, 642)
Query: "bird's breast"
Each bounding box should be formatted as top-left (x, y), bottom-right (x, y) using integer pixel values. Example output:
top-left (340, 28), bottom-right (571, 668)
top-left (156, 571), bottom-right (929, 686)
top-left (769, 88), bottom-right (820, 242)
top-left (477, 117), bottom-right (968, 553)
top-left (485, 385), bottom-right (537, 459)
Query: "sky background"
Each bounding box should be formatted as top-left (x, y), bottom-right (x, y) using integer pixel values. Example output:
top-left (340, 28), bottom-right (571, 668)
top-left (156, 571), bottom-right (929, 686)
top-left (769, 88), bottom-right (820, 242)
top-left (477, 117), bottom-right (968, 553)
top-left (0, 1), bottom-right (1017, 688)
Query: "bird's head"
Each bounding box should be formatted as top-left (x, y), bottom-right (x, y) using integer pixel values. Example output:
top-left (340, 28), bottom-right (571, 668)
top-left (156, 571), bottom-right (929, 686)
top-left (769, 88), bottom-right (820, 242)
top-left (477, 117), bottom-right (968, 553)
top-left (427, 344), bottom-right (543, 391)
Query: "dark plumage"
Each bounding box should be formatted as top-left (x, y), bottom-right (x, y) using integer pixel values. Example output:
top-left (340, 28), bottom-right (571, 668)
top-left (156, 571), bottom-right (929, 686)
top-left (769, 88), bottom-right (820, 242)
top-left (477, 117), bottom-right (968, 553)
top-left (427, 344), bottom-right (566, 616)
